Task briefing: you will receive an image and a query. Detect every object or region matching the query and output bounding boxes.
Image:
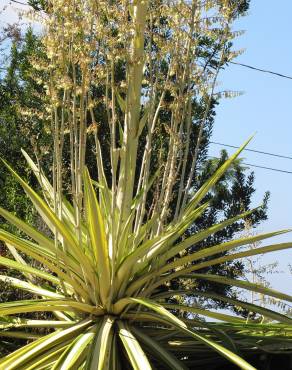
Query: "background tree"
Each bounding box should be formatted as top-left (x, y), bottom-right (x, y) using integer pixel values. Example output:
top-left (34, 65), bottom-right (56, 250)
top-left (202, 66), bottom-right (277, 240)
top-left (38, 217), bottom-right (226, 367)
top-left (0, 27), bottom-right (51, 230)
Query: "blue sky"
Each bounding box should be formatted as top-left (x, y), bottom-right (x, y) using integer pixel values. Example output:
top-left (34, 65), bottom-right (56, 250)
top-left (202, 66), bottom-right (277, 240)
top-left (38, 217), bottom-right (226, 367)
top-left (1, 1), bottom-right (291, 293)
top-left (209, 1), bottom-right (292, 292)
top-left (0, 1), bottom-right (27, 22)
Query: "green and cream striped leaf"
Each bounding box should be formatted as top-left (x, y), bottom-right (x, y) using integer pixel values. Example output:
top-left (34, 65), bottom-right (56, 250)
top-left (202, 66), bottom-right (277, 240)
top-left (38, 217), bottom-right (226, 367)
top-left (190, 273), bottom-right (292, 303)
top-left (22, 342), bottom-right (73, 370)
top-left (189, 242), bottom-right (292, 272)
top-left (162, 227), bottom-right (291, 265)
top-left (183, 137), bottom-right (254, 215)
top-left (117, 202), bottom-right (210, 283)
top-left (0, 275), bottom-right (63, 299)
top-left (115, 297), bottom-right (256, 370)
top-left (131, 326), bottom-right (188, 370)
top-left (1, 159), bottom-right (91, 267)
top-left (162, 304), bottom-right (246, 324)
top-left (155, 290), bottom-right (292, 324)
top-left (0, 255), bottom-right (61, 286)
top-left (86, 316), bottom-right (114, 370)
top-left (0, 232), bottom-right (89, 300)
top-left (143, 241), bottom-right (292, 296)
top-left (52, 325), bottom-right (96, 369)
top-left (21, 150), bottom-right (77, 230)
top-left (83, 167), bottom-right (111, 305)
top-left (0, 319), bottom-right (92, 370)
top-left (0, 299), bottom-right (102, 316)
top-left (0, 316), bottom-right (76, 330)
top-left (118, 321), bottom-right (152, 370)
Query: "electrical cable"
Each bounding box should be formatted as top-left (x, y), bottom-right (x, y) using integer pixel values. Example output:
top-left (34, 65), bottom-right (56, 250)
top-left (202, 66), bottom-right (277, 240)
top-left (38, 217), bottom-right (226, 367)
top-left (242, 163), bottom-right (292, 175)
top-left (230, 61), bottom-right (292, 81)
top-left (9, 0), bottom-right (28, 6)
top-left (210, 141), bottom-right (292, 161)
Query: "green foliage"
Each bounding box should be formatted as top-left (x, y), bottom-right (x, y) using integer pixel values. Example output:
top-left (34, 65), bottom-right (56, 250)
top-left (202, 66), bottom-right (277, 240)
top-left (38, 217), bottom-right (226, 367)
top-left (0, 146), bottom-right (290, 369)
top-left (0, 28), bottom-right (51, 230)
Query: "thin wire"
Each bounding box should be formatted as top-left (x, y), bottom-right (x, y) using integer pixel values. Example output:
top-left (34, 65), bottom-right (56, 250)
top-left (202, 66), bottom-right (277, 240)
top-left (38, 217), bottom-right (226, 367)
top-left (9, 0), bottom-right (29, 5)
top-left (243, 163), bottom-right (292, 174)
top-left (210, 141), bottom-right (292, 161)
top-left (208, 156), bottom-right (292, 175)
top-left (230, 61), bottom-right (292, 81)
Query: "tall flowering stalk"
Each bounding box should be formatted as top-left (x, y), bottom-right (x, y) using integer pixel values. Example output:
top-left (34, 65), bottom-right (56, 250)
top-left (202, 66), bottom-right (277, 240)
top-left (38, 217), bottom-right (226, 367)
top-left (40, 0), bottom-right (244, 239)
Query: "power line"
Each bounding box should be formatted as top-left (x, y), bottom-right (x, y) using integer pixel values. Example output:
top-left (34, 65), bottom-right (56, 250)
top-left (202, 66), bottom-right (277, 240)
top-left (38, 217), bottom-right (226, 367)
top-left (208, 156), bottom-right (292, 174)
top-left (210, 141), bottom-right (292, 161)
top-left (242, 163), bottom-right (292, 175)
top-left (230, 61), bottom-right (292, 81)
top-left (9, 0), bottom-right (29, 5)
